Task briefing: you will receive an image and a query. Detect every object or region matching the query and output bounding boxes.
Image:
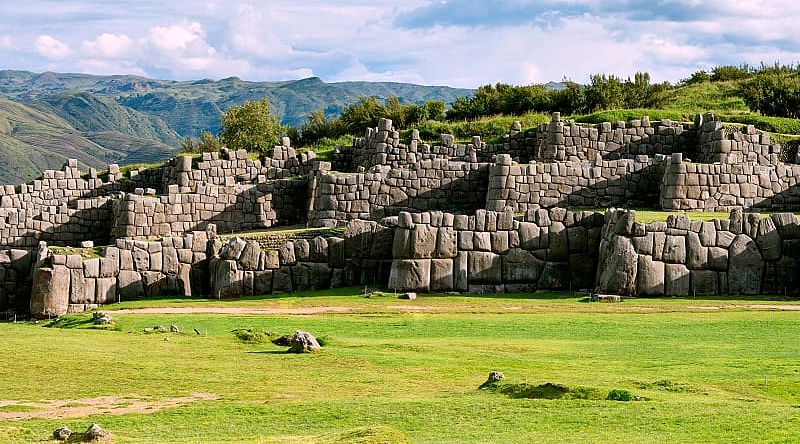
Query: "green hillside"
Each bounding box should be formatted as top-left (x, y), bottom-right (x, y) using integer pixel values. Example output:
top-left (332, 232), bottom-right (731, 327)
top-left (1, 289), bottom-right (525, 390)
top-left (32, 92), bottom-right (181, 146)
top-left (0, 98), bottom-right (176, 184)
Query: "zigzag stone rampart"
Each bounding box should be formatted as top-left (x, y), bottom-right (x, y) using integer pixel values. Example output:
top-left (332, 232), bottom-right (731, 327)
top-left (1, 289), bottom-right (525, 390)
top-left (1, 112), bottom-right (799, 317)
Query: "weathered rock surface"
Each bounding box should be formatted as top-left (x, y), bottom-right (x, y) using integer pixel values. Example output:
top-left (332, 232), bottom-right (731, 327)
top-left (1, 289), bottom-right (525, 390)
top-left (288, 330), bottom-right (321, 353)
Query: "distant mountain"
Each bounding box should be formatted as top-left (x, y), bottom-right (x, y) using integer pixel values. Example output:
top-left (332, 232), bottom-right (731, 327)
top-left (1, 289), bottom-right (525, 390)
top-left (0, 70), bottom-right (473, 135)
top-left (0, 70), bottom-right (473, 183)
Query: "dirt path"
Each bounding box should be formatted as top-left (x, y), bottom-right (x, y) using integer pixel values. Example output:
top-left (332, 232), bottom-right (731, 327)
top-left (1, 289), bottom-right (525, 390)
top-left (112, 306), bottom-right (357, 315)
top-left (0, 393), bottom-right (219, 420)
top-left (111, 305), bottom-right (449, 315)
top-left (107, 303), bottom-right (800, 316)
top-left (697, 304), bottom-right (800, 311)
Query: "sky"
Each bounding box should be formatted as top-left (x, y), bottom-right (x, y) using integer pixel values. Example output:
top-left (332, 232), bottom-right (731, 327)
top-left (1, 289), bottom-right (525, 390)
top-left (1, 0), bottom-right (798, 88)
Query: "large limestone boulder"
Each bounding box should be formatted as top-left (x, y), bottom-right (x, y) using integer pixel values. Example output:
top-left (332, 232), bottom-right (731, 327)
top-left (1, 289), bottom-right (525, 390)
top-left (728, 234), bottom-right (764, 295)
top-left (293, 262), bottom-right (331, 290)
top-left (430, 259), bottom-right (454, 291)
top-left (117, 270), bottom-right (145, 300)
top-left (502, 248), bottom-right (543, 283)
top-left (665, 264), bottom-right (690, 296)
top-left (239, 241), bottom-right (262, 271)
top-left (213, 259), bottom-right (242, 298)
top-left (662, 235), bottom-right (687, 264)
top-left (685, 232), bottom-right (708, 269)
top-left (411, 225), bottom-right (437, 259)
top-left (596, 235), bottom-right (638, 295)
top-left (756, 217), bottom-right (782, 261)
top-left (568, 254), bottom-right (596, 289)
top-left (388, 259), bottom-right (431, 292)
top-left (537, 262), bottom-right (569, 289)
top-left (30, 265), bottom-right (70, 318)
top-left (636, 255), bottom-right (665, 296)
top-left (468, 251), bottom-right (502, 284)
top-left (288, 331), bottom-right (321, 353)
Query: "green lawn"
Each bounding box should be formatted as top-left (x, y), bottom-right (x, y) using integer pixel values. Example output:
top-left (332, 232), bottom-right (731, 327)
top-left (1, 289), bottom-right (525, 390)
top-left (1, 290), bottom-right (800, 443)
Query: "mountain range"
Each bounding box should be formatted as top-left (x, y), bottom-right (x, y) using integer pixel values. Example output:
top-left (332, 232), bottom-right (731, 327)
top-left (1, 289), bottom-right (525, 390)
top-left (0, 70), bottom-right (472, 184)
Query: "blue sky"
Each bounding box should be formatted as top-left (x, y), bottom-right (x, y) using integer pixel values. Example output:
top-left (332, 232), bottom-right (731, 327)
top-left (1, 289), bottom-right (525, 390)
top-left (1, 0), bottom-right (798, 87)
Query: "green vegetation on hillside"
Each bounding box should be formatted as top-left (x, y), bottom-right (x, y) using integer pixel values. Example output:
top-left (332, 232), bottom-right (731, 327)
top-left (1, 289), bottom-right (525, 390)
top-left (32, 92), bottom-right (181, 146)
top-left (1, 292), bottom-right (799, 442)
top-left (0, 98), bottom-right (176, 184)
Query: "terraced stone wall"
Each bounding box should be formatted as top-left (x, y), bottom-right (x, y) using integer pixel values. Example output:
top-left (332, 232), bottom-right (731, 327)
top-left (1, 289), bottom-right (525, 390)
top-left (387, 209), bottom-right (604, 293)
top-left (29, 219), bottom-right (395, 317)
top-left (485, 154), bottom-right (666, 211)
top-left (596, 209), bottom-right (800, 297)
top-left (531, 113), bottom-right (696, 162)
top-left (309, 160), bottom-right (489, 227)
top-left (661, 155), bottom-right (800, 211)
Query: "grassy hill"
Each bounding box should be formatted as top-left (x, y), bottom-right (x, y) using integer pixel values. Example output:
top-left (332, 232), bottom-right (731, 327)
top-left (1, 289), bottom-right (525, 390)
top-left (0, 98), bottom-right (176, 184)
top-left (31, 92), bottom-right (181, 146)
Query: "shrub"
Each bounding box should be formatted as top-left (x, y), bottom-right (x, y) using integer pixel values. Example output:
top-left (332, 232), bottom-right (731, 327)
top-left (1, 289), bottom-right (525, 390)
top-left (711, 65), bottom-right (753, 82)
top-left (219, 99), bottom-right (283, 154)
top-left (606, 389), bottom-right (634, 401)
top-left (738, 73), bottom-right (800, 118)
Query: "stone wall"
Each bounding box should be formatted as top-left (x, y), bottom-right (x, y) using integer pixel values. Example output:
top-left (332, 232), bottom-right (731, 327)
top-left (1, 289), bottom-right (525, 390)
top-left (333, 118), bottom-right (529, 172)
top-left (532, 113), bottom-right (696, 162)
top-left (29, 219), bottom-right (396, 317)
top-left (112, 177), bottom-right (308, 238)
top-left (596, 208), bottom-right (800, 296)
top-left (162, 143), bottom-right (314, 190)
top-left (0, 160), bottom-right (151, 249)
top-left (660, 155), bottom-right (800, 211)
top-left (309, 160), bottom-right (489, 227)
top-left (0, 248), bottom-right (35, 313)
top-left (387, 209), bottom-right (604, 293)
top-left (486, 154), bottom-right (666, 211)
top-left (696, 113), bottom-right (782, 165)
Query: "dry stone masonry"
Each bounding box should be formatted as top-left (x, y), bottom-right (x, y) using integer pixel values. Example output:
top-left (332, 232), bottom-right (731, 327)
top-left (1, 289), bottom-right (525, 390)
top-left (2, 112), bottom-right (800, 317)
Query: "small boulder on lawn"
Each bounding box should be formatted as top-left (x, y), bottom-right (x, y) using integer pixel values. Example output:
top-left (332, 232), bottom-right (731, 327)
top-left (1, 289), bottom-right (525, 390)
top-left (84, 423), bottom-right (111, 441)
top-left (288, 330), bottom-right (322, 353)
top-left (92, 311), bottom-right (113, 325)
top-left (479, 370), bottom-right (505, 388)
top-left (52, 426), bottom-right (71, 441)
top-left (399, 292), bottom-right (417, 300)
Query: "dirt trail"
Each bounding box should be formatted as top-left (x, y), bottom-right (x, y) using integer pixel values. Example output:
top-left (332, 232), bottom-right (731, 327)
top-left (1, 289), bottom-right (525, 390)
top-left (112, 306), bottom-right (356, 315)
top-left (697, 304), bottom-right (800, 311)
top-left (0, 393), bottom-right (219, 420)
top-left (111, 305), bottom-right (447, 315)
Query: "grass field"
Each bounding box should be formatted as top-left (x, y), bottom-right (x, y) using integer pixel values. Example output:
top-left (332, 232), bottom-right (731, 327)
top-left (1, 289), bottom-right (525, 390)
top-left (1, 289), bottom-right (800, 443)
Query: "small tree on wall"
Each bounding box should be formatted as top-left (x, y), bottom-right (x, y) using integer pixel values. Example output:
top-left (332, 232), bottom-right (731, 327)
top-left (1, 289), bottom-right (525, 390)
top-left (219, 99), bottom-right (283, 154)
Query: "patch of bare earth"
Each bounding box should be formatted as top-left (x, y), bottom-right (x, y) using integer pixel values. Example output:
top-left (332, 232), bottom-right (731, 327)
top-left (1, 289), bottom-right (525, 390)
top-left (112, 306), bottom-right (355, 315)
top-left (112, 305), bottom-right (450, 315)
top-left (697, 304), bottom-right (800, 311)
top-left (0, 393), bottom-right (218, 420)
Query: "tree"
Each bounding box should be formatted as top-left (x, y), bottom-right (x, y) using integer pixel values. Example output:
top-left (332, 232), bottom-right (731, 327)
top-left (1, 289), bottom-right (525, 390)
top-left (339, 96), bottom-right (385, 134)
top-left (180, 130), bottom-right (221, 153)
top-left (219, 99), bottom-right (283, 153)
top-left (739, 73), bottom-right (800, 118)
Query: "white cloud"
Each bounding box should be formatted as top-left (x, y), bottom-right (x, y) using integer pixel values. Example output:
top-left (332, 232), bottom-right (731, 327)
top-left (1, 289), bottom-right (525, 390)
top-left (77, 58), bottom-right (147, 76)
top-left (4, 0), bottom-right (800, 86)
top-left (82, 33), bottom-right (135, 58)
top-left (146, 22), bottom-right (209, 54)
top-left (34, 35), bottom-right (71, 60)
